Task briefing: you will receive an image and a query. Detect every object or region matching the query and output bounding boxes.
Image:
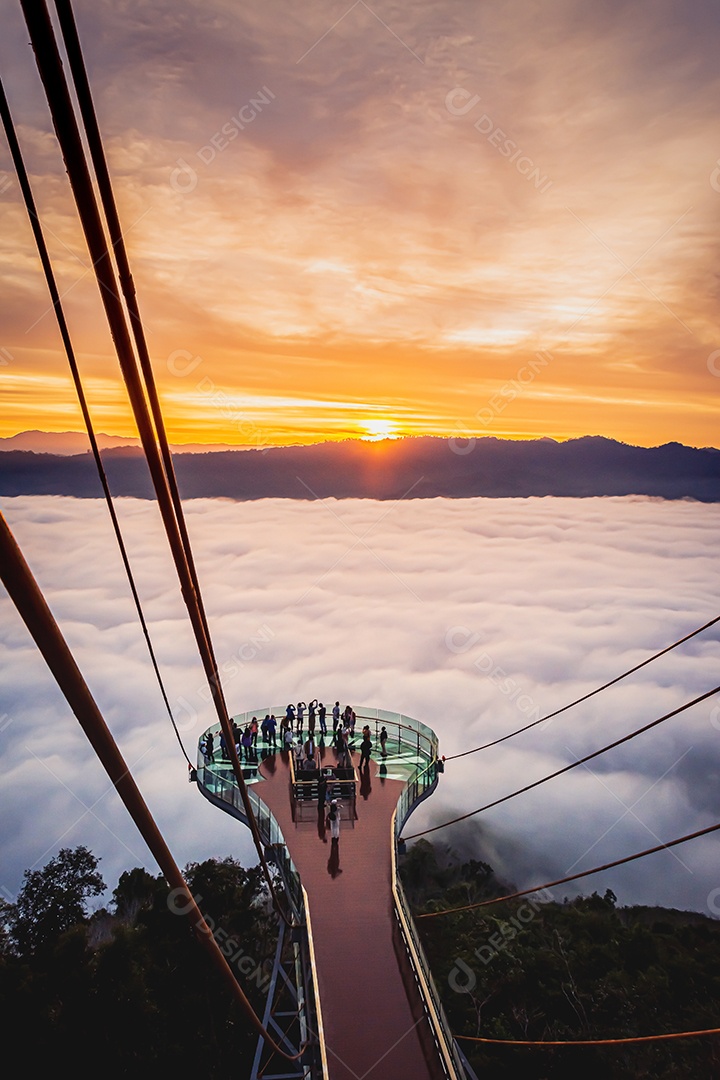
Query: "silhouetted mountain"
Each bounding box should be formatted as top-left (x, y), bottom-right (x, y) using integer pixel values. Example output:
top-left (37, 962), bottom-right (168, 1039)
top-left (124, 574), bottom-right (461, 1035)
top-left (0, 430), bottom-right (237, 455)
top-left (0, 436), bottom-right (718, 501)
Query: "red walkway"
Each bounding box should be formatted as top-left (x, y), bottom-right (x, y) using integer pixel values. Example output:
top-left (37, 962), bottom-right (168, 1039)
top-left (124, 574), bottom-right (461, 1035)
top-left (256, 745), bottom-right (445, 1080)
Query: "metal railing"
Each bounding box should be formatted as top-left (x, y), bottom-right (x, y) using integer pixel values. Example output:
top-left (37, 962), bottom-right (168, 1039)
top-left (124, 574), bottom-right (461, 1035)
top-left (289, 754), bottom-right (357, 804)
top-left (391, 799), bottom-right (468, 1080)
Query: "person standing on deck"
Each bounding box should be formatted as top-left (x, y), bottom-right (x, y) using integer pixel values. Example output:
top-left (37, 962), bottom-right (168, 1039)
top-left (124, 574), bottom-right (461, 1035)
top-left (296, 701), bottom-right (306, 735)
top-left (308, 700), bottom-right (316, 738)
top-left (359, 732), bottom-right (372, 769)
top-left (379, 726), bottom-right (388, 757)
top-left (345, 707), bottom-right (356, 743)
top-left (266, 714), bottom-right (277, 748)
top-left (205, 730), bottom-right (214, 762)
top-left (326, 799), bottom-right (341, 841)
top-left (318, 702), bottom-right (327, 737)
top-left (332, 701), bottom-right (341, 736)
top-left (337, 725), bottom-right (350, 767)
top-left (318, 772), bottom-right (328, 810)
top-left (241, 726), bottom-right (253, 762)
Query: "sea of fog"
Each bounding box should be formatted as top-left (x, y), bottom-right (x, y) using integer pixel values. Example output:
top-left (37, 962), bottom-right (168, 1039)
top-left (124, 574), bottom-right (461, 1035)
top-left (1, 494), bottom-right (719, 916)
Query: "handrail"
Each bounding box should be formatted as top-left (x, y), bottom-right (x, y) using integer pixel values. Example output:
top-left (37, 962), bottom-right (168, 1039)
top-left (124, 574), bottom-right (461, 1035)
top-left (391, 807), bottom-right (466, 1080)
top-left (302, 884), bottom-right (330, 1080)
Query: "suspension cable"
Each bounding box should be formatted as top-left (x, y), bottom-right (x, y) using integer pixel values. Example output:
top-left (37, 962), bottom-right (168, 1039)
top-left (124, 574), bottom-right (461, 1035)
top-left (445, 614), bottom-right (720, 761)
top-left (0, 74), bottom-right (191, 768)
top-left (20, 0), bottom-right (293, 926)
top-left (456, 1026), bottom-right (720, 1047)
top-left (415, 819), bottom-right (720, 918)
top-left (53, 0), bottom-right (219, 677)
top-left (0, 512), bottom-right (308, 1063)
top-left (401, 684), bottom-right (720, 841)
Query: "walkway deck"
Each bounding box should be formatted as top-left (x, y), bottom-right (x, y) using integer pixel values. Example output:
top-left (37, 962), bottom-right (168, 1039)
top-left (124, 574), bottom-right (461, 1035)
top-left (254, 742), bottom-right (446, 1080)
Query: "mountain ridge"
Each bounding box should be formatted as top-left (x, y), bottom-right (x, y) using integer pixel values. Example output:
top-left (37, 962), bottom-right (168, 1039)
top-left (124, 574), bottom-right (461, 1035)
top-left (1, 434), bottom-right (719, 501)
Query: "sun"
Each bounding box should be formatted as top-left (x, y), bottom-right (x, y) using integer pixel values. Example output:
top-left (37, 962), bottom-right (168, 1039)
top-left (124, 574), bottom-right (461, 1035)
top-left (360, 418), bottom-right (399, 441)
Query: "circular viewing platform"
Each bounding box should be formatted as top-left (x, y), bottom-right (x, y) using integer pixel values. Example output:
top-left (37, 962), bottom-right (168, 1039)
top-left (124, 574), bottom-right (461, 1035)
top-left (195, 706), bottom-right (470, 1080)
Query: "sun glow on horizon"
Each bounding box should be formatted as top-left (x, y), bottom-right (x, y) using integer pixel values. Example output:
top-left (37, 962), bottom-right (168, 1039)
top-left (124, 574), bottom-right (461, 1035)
top-left (360, 418), bottom-right (400, 441)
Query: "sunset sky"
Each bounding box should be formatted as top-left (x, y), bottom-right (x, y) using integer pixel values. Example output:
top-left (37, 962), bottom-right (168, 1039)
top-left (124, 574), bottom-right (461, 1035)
top-left (1, 0), bottom-right (719, 448)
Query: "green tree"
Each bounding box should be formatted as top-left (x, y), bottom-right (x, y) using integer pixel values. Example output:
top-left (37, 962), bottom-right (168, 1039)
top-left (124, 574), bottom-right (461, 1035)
top-left (11, 845), bottom-right (105, 954)
top-left (112, 866), bottom-right (164, 923)
top-left (0, 897), bottom-right (14, 958)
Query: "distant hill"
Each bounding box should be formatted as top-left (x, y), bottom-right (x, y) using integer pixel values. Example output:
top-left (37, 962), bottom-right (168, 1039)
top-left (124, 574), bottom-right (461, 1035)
top-left (0, 430), bottom-right (237, 455)
top-left (0, 435), bottom-right (718, 501)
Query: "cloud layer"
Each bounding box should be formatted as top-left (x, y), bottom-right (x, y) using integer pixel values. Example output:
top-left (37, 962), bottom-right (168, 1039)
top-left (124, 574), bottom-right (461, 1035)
top-left (1, 493), bottom-right (719, 919)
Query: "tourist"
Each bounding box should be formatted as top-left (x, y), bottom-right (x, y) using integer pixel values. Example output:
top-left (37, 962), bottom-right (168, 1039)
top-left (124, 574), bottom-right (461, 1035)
top-left (266, 714), bottom-right (277, 748)
top-left (379, 726), bottom-right (388, 757)
top-left (337, 726), bottom-right (350, 767)
top-left (318, 702), bottom-right (327, 737)
top-left (241, 726), bottom-right (253, 762)
top-left (359, 732), bottom-right (372, 768)
top-left (326, 800), bottom-right (341, 841)
top-left (317, 772), bottom-right (328, 809)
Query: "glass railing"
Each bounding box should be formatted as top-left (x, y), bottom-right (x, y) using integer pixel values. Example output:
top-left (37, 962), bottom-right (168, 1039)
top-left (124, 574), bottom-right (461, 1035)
top-left (196, 756), bottom-right (304, 918)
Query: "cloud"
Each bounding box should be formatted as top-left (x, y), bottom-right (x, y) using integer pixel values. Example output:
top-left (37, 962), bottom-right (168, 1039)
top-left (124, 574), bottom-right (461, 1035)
top-left (0, 492), bottom-right (718, 919)
top-left (1, 1), bottom-right (719, 445)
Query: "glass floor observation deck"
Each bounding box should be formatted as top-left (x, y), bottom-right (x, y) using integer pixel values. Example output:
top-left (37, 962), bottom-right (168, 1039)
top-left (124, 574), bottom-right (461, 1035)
top-left (195, 706), bottom-right (472, 1080)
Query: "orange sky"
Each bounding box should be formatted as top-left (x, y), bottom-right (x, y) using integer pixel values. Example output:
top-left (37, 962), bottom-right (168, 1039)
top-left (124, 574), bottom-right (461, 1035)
top-left (1, 0), bottom-right (719, 449)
